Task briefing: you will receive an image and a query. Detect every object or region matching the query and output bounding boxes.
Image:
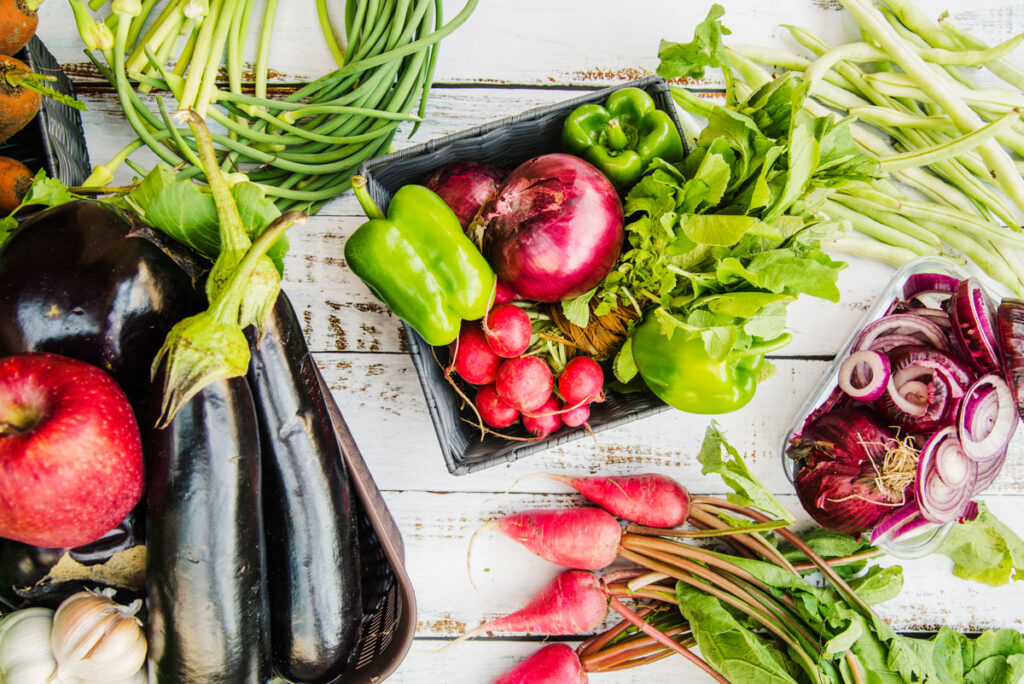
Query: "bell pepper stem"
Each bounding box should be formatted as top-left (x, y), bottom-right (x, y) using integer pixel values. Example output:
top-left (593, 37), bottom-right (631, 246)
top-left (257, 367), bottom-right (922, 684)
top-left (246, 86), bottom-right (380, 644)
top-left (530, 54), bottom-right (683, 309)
top-left (605, 118), bottom-right (630, 151)
top-left (728, 332), bottom-right (793, 361)
top-left (351, 175), bottom-right (386, 220)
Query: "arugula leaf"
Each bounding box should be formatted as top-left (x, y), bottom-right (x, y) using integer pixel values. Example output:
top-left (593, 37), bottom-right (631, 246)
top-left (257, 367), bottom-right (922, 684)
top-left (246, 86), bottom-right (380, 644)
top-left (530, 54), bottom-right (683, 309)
top-left (698, 421), bottom-right (795, 523)
top-left (613, 336), bottom-right (638, 383)
top-left (681, 214), bottom-right (757, 246)
top-left (935, 503), bottom-right (1024, 586)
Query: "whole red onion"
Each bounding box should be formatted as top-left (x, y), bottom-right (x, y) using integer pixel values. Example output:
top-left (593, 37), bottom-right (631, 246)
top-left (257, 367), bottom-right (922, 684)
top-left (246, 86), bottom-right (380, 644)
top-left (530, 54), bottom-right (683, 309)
top-left (790, 408), bottom-right (907, 534)
top-left (421, 161), bottom-right (505, 229)
top-left (474, 153), bottom-right (624, 303)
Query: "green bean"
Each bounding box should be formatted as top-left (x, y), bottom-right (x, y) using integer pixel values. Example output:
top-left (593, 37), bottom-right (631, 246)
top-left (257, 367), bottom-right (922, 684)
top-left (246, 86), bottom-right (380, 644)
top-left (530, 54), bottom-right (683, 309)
top-left (878, 109), bottom-right (1021, 171)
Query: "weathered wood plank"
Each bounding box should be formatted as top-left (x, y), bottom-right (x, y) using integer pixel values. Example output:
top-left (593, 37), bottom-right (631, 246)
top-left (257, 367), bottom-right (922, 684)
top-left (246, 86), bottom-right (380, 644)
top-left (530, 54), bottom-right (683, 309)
top-left (35, 0), bottom-right (1024, 87)
top-left (317, 352), bottom-right (1024, 496)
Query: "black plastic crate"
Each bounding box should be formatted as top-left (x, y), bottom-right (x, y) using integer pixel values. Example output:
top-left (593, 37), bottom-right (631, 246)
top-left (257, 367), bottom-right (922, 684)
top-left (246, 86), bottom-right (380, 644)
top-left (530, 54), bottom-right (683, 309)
top-left (0, 37), bottom-right (90, 187)
top-left (358, 76), bottom-right (683, 475)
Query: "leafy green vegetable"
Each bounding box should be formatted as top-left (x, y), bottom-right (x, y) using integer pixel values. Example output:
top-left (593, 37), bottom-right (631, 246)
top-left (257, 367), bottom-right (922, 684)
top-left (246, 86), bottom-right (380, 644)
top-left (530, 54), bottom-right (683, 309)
top-left (935, 503), bottom-right (1024, 586)
top-left (657, 4), bottom-right (732, 82)
top-left (698, 421), bottom-right (794, 523)
top-left (0, 170), bottom-right (78, 244)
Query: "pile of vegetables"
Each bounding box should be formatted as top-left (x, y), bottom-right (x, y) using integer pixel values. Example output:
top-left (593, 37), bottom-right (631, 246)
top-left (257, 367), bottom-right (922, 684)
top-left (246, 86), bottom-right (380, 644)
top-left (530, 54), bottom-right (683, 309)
top-left (70, 0), bottom-right (477, 212)
top-left (788, 269), bottom-right (1024, 551)
top-left (661, 1), bottom-right (1024, 297)
top-left (0, 111), bottom-right (375, 681)
top-left (464, 426), bottom-right (1024, 683)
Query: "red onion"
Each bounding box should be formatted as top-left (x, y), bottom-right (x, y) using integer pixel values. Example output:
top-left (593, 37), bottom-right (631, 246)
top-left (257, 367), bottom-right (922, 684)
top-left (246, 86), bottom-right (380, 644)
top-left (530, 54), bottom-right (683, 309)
top-left (973, 447), bottom-right (1007, 493)
top-left (903, 272), bottom-right (960, 300)
top-left (421, 161), bottom-right (506, 229)
top-left (876, 371), bottom-right (951, 434)
top-left (853, 313), bottom-right (950, 353)
top-left (915, 427), bottom-right (976, 524)
top-left (949, 277), bottom-right (1000, 372)
top-left (790, 408), bottom-right (906, 534)
top-left (870, 501), bottom-right (921, 545)
top-left (838, 350), bottom-right (889, 402)
top-left (957, 374), bottom-right (1017, 462)
top-left (996, 299), bottom-right (1024, 420)
top-left (474, 153), bottom-right (624, 303)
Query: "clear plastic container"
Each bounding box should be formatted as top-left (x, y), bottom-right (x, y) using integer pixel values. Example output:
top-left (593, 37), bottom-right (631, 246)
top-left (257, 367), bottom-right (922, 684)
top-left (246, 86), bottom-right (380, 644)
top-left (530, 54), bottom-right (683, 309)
top-left (780, 256), bottom-right (975, 559)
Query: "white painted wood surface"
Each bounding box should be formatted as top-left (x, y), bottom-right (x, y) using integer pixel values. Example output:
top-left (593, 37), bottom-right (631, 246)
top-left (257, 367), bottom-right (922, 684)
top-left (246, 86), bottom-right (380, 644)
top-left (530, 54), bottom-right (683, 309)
top-left (31, 0), bottom-right (1024, 681)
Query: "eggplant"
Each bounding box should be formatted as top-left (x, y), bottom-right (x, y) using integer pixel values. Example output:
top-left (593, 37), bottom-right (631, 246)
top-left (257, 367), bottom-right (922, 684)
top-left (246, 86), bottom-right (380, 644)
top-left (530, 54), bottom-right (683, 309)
top-left (0, 507), bottom-right (146, 608)
top-left (0, 200), bottom-right (205, 410)
top-left (246, 294), bottom-right (362, 683)
top-left (144, 375), bottom-right (270, 683)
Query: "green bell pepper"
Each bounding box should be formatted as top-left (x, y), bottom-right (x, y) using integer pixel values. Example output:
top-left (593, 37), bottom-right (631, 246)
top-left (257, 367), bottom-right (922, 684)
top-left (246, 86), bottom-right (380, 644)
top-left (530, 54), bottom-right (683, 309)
top-left (345, 176), bottom-right (496, 347)
top-left (562, 86), bottom-right (685, 190)
top-left (631, 315), bottom-right (792, 414)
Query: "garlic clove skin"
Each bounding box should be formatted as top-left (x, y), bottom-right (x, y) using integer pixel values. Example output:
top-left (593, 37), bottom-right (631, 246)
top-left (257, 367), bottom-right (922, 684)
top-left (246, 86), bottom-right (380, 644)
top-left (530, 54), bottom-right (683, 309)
top-left (0, 607), bottom-right (72, 684)
top-left (51, 590), bottom-right (147, 683)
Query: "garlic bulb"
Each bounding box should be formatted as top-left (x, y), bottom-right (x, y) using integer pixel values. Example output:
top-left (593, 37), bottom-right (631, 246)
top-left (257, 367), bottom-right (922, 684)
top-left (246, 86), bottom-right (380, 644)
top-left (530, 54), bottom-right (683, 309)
top-left (0, 607), bottom-right (63, 684)
top-left (51, 589), bottom-right (147, 682)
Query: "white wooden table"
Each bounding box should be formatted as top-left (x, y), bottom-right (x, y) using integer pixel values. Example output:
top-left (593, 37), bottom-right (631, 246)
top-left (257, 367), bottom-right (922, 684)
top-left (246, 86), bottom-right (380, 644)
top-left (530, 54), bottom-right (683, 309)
top-left (34, 1), bottom-right (1024, 681)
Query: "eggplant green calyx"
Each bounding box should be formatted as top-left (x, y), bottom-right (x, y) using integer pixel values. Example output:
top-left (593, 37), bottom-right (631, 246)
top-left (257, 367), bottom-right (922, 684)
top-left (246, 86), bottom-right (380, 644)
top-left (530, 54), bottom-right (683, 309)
top-left (152, 210), bottom-right (306, 427)
top-left (345, 175), bottom-right (496, 347)
top-left (562, 87), bottom-right (685, 190)
top-left (180, 110), bottom-right (282, 339)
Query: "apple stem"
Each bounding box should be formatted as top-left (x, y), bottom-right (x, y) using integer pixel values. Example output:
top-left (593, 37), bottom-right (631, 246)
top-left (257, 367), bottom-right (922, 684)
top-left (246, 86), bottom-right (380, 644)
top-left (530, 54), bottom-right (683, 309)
top-left (0, 421), bottom-right (28, 435)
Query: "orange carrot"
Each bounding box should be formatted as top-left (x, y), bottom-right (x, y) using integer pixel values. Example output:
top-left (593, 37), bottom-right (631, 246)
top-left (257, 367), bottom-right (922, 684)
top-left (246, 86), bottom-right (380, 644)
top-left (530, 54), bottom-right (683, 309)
top-left (0, 0), bottom-right (40, 57)
top-left (0, 54), bottom-right (42, 143)
top-left (0, 156), bottom-right (32, 213)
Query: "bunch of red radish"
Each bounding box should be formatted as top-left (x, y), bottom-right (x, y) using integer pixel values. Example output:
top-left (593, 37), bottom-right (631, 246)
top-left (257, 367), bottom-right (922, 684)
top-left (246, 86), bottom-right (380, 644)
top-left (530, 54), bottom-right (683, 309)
top-left (449, 303), bottom-right (605, 438)
top-left (453, 472), bottom-right (726, 683)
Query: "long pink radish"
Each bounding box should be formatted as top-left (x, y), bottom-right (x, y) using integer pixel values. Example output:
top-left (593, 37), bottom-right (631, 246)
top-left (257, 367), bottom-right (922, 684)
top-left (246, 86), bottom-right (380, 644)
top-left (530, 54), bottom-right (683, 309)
top-left (492, 507), bottom-right (621, 570)
top-left (463, 570), bottom-right (608, 642)
top-left (492, 643), bottom-right (587, 683)
top-left (545, 473), bottom-right (690, 528)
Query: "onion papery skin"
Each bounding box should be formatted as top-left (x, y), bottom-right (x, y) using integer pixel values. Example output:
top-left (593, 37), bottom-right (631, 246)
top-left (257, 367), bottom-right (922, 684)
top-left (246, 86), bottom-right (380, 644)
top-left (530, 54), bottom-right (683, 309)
top-left (790, 409), bottom-right (905, 534)
top-left (421, 161), bottom-right (506, 229)
top-left (475, 153), bottom-right (624, 303)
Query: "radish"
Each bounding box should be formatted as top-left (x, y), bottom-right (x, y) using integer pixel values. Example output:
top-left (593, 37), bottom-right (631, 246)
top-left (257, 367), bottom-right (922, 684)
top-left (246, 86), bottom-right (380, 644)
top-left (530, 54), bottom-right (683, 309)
top-left (558, 356), bottom-right (604, 406)
top-left (483, 304), bottom-right (532, 358)
top-left (494, 280), bottom-right (519, 305)
top-left (463, 570), bottom-right (608, 638)
top-left (544, 473), bottom-right (690, 528)
top-left (476, 383), bottom-right (519, 428)
top-left (561, 402), bottom-right (590, 428)
top-left (496, 356), bottom-right (553, 412)
top-left (492, 643), bottom-right (587, 684)
top-left (522, 396), bottom-right (562, 438)
top-left (450, 322), bottom-right (501, 385)
top-left (491, 508), bottom-right (620, 570)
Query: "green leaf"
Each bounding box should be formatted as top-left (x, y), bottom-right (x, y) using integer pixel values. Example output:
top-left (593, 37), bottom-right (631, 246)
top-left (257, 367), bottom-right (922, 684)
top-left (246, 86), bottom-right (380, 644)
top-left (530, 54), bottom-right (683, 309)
top-left (746, 249), bottom-right (843, 301)
top-left (656, 4), bottom-right (731, 81)
top-left (707, 291), bottom-right (792, 318)
top-left (692, 151), bottom-right (732, 209)
top-left (681, 214), bottom-right (758, 246)
top-left (697, 421), bottom-right (795, 523)
top-left (613, 336), bottom-right (638, 383)
top-left (743, 302), bottom-right (789, 339)
top-left (701, 325), bottom-right (739, 361)
top-left (936, 503), bottom-right (1024, 586)
top-left (675, 583), bottom-right (801, 684)
top-left (124, 164), bottom-right (176, 217)
top-left (20, 169), bottom-right (73, 209)
top-left (846, 565), bottom-right (903, 606)
top-left (145, 182), bottom-right (221, 258)
top-left (825, 617), bottom-right (863, 656)
top-left (561, 287), bottom-right (597, 328)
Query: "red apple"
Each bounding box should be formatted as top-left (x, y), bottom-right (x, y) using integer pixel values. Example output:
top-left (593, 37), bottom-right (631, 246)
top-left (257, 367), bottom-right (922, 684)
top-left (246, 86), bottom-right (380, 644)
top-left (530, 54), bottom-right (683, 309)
top-left (0, 352), bottom-right (144, 548)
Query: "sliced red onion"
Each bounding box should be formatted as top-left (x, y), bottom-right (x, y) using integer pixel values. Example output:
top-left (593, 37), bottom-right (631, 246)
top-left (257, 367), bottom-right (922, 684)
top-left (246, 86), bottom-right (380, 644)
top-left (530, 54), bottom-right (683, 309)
top-left (915, 427), bottom-right (977, 524)
top-left (949, 278), bottom-right (1000, 373)
top-left (973, 448), bottom-right (1007, 494)
top-left (866, 334), bottom-right (925, 355)
top-left (957, 374), bottom-right (1017, 462)
top-left (870, 502), bottom-right (920, 545)
top-left (878, 373), bottom-right (951, 433)
top-left (996, 300), bottom-right (1024, 421)
top-left (889, 346), bottom-right (972, 398)
top-left (853, 314), bottom-right (951, 354)
top-left (838, 350), bottom-right (890, 402)
top-left (887, 515), bottom-right (941, 545)
top-left (959, 500), bottom-right (980, 523)
top-left (903, 273), bottom-right (960, 300)
top-left (900, 307), bottom-right (951, 329)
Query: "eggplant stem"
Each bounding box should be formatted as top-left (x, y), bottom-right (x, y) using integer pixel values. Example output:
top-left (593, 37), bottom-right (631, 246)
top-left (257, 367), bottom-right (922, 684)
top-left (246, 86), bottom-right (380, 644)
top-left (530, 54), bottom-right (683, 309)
top-left (607, 596), bottom-right (729, 684)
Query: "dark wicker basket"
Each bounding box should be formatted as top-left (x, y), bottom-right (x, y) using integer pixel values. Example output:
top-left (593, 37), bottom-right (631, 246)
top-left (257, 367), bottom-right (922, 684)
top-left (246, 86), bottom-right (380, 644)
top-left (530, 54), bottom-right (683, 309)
top-left (0, 37), bottom-right (90, 186)
top-left (358, 76), bottom-right (682, 475)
